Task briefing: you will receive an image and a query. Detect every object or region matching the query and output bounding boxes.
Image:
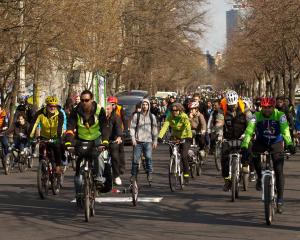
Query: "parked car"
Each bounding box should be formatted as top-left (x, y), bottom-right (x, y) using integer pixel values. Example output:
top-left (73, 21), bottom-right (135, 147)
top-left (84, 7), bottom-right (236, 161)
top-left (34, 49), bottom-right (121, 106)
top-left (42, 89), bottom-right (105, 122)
top-left (117, 95), bottom-right (143, 145)
top-left (115, 90), bottom-right (149, 98)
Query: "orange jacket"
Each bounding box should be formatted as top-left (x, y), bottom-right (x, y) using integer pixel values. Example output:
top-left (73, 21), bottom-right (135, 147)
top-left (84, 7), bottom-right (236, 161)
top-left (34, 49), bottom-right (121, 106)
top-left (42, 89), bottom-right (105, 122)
top-left (220, 98), bottom-right (245, 116)
top-left (0, 110), bottom-right (7, 129)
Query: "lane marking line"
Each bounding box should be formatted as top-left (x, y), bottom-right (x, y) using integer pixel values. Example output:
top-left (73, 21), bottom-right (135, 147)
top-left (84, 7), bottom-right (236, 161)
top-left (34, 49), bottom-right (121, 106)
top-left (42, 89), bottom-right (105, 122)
top-left (71, 197), bottom-right (163, 203)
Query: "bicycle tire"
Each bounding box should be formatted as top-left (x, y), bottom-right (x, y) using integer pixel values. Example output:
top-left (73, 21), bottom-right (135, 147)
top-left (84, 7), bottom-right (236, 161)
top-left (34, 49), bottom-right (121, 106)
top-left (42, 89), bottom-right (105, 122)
top-left (84, 173), bottom-right (90, 222)
top-left (168, 156), bottom-right (178, 192)
top-left (189, 161), bottom-right (196, 179)
top-left (27, 155), bottom-right (33, 168)
top-left (18, 155), bottom-right (27, 172)
top-left (37, 160), bottom-right (49, 199)
top-left (264, 175), bottom-right (274, 225)
top-left (231, 173), bottom-right (236, 202)
top-left (4, 152), bottom-right (13, 175)
top-left (131, 180), bottom-right (138, 206)
top-left (214, 142), bottom-right (222, 172)
top-left (196, 152), bottom-right (202, 177)
top-left (51, 165), bottom-right (60, 195)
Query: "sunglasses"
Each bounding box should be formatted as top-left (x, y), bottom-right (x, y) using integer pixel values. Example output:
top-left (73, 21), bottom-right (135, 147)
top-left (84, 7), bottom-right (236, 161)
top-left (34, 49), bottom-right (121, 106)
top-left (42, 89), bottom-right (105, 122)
top-left (172, 109), bottom-right (179, 112)
top-left (81, 98), bottom-right (91, 103)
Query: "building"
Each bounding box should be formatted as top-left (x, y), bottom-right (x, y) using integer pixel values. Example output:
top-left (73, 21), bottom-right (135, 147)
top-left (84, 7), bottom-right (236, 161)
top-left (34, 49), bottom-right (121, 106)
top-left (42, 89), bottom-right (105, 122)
top-left (226, 9), bottom-right (240, 45)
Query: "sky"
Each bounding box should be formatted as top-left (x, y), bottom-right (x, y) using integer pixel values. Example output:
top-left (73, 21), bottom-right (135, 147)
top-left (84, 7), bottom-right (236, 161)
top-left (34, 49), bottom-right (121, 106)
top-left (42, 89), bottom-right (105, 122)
top-left (200, 0), bottom-right (233, 54)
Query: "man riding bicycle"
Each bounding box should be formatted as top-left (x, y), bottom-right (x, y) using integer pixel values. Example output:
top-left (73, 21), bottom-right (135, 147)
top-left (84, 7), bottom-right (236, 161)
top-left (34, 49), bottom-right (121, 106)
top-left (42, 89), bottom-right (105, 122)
top-left (64, 90), bottom-right (110, 199)
top-left (29, 96), bottom-right (65, 173)
top-left (158, 102), bottom-right (192, 183)
top-left (221, 90), bottom-right (252, 191)
top-left (241, 97), bottom-right (296, 214)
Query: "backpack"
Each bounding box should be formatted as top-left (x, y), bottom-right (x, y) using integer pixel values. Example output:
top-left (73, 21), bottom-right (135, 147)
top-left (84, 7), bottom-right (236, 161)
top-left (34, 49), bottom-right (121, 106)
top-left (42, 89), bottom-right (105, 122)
top-left (134, 112), bottom-right (154, 139)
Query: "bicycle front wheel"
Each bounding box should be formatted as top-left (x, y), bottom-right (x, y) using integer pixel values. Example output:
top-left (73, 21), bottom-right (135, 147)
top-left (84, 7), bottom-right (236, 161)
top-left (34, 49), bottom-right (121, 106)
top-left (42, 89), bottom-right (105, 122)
top-left (264, 175), bottom-right (274, 225)
top-left (131, 179), bottom-right (138, 206)
top-left (169, 156), bottom-right (181, 192)
top-left (37, 160), bottom-right (49, 199)
top-left (4, 153), bottom-right (13, 175)
top-left (18, 155), bottom-right (27, 172)
top-left (84, 174), bottom-right (90, 222)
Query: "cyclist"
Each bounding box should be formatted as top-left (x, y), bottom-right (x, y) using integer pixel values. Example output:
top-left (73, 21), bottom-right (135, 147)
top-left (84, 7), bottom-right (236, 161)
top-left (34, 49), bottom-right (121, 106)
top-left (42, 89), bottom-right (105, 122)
top-left (0, 104), bottom-right (9, 156)
top-left (14, 95), bottom-right (35, 124)
top-left (158, 102), bottom-right (192, 183)
top-left (4, 114), bottom-right (29, 152)
top-left (64, 90), bottom-right (110, 198)
top-left (241, 97), bottom-right (296, 213)
top-left (188, 101), bottom-right (206, 156)
top-left (130, 99), bottom-right (158, 183)
top-left (29, 96), bottom-right (65, 173)
top-left (104, 102), bottom-right (123, 185)
top-left (107, 96), bottom-right (126, 176)
top-left (207, 100), bottom-right (224, 153)
top-left (221, 90), bottom-right (252, 191)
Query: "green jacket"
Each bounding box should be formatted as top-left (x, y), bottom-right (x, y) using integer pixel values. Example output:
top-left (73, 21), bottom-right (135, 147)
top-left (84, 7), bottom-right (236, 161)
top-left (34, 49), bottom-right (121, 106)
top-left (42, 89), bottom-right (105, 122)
top-left (159, 112), bottom-right (192, 139)
top-left (241, 109), bottom-right (292, 149)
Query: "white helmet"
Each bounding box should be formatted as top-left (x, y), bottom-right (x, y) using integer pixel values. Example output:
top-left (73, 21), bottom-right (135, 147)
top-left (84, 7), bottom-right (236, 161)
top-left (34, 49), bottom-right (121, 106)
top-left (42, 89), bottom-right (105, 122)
top-left (226, 90), bottom-right (239, 106)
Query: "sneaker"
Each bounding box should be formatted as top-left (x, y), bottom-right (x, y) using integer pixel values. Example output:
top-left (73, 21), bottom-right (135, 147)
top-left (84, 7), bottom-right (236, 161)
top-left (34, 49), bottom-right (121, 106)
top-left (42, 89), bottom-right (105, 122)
top-left (147, 172), bottom-right (153, 182)
top-left (277, 202), bottom-right (284, 214)
top-left (242, 164), bottom-right (250, 174)
top-left (223, 179), bottom-right (231, 192)
top-left (256, 179), bottom-right (262, 191)
top-left (249, 172), bottom-right (256, 182)
top-left (114, 176), bottom-right (122, 186)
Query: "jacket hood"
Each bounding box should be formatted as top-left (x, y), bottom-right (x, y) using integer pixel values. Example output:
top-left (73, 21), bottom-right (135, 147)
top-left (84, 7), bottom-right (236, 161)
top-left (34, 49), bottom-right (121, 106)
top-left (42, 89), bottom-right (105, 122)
top-left (142, 99), bottom-right (151, 114)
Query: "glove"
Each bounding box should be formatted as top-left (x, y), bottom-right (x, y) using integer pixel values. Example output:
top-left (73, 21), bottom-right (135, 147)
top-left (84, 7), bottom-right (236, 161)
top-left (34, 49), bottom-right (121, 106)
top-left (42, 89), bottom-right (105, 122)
top-left (158, 137), bottom-right (163, 143)
top-left (288, 144), bottom-right (296, 155)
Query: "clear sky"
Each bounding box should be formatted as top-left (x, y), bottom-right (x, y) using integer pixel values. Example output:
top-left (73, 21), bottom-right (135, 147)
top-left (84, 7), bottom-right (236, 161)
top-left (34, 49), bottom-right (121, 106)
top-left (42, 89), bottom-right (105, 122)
top-left (200, 0), bottom-right (232, 54)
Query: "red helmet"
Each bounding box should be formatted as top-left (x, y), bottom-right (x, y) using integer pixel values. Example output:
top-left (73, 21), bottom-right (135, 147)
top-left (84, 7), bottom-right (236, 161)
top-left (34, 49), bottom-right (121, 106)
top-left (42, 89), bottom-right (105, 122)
top-left (260, 97), bottom-right (275, 107)
top-left (107, 96), bottom-right (118, 104)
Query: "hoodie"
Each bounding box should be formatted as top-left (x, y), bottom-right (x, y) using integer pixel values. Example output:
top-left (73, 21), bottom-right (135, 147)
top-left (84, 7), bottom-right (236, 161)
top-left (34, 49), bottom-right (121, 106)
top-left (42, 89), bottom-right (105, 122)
top-left (130, 99), bottom-right (158, 144)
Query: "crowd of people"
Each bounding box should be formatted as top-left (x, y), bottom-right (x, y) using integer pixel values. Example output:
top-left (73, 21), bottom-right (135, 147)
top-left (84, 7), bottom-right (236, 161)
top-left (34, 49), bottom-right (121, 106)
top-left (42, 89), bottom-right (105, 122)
top-left (0, 88), bottom-right (298, 213)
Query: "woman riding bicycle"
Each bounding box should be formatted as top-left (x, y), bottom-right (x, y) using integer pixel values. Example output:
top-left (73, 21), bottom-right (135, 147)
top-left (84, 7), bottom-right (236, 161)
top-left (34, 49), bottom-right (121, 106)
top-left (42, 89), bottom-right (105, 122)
top-left (158, 103), bottom-right (192, 182)
top-left (188, 101), bottom-right (206, 156)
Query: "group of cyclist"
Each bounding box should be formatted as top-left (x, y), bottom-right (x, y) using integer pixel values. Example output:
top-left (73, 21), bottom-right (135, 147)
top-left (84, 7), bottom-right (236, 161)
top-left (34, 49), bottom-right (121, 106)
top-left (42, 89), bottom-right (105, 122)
top-left (0, 88), bottom-right (298, 214)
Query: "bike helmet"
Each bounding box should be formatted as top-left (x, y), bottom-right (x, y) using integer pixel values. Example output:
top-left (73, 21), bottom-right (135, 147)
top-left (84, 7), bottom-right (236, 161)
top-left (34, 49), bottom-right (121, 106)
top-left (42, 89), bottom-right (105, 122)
top-left (260, 97), bottom-right (275, 107)
top-left (107, 96), bottom-right (118, 104)
top-left (188, 101), bottom-right (199, 109)
top-left (45, 96), bottom-right (58, 105)
top-left (225, 90), bottom-right (239, 106)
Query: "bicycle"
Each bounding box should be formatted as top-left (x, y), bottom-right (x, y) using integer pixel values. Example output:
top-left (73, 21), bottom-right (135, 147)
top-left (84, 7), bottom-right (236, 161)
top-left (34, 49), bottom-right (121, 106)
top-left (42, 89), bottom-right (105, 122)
top-left (214, 138), bottom-right (222, 172)
top-left (224, 139), bottom-right (246, 202)
top-left (74, 142), bottom-right (112, 222)
top-left (163, 139), bottom-right (185, 192)
top-left (188, 137), bottom-right (202, 178)
top-left (4, 144), bottom-right (31, 174)
top-left (37, 139), bottom-right (63, 199)
top-left (259, 150), bottom-right (290, 225)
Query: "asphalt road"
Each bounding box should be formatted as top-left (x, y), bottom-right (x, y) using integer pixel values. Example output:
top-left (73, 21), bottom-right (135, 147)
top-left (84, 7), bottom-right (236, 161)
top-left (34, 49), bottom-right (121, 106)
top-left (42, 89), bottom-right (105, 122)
top-left (0, 145), bottom-right (299, 240)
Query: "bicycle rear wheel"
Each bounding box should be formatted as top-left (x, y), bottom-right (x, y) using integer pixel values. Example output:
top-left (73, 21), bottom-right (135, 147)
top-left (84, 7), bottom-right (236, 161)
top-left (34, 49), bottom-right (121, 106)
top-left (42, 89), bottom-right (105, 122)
top-left (84, 174), bottom-right (90, 222)
top-left (18, 155), bottom-right (27, 172)
top-left (37, 160), bottom-right (49, 199)
top-left (264, 175), bottom-right (274, 225)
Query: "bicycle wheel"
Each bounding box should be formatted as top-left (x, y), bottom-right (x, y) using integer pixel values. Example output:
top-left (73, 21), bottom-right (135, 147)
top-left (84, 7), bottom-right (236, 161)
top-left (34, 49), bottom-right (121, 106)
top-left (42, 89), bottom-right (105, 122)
top-left (84, 173), bottom-right (90, 222)
top-left (18, 155), bottom-right (27, 172)
top-left (90, 183), bottom-right (96, 217)
top-left (4, 153), bottom-right (13, 175)
top-left (214, 142), bottom-right (222, 172)
top-left (50, 165), bottom-right (60, 195)
top-left (196, 151), bottom-right (202, 176)
top-left (264, 175), bottom-right (274, 225)
top-left (189, 160), bottom-right (196, 179)
top-left (37, 160), bottom-right (49, 199)
top-left (169, 156), bottom-right (179, 192)
top-left (131, 179), bottom-right (138, 206)
top-left (27, 155), bottom-right (33, 168)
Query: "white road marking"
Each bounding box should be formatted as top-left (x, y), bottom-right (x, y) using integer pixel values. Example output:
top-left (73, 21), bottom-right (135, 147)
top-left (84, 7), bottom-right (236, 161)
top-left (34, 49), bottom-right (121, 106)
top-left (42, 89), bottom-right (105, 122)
top-left (71, 197), bottom-right (163, 203)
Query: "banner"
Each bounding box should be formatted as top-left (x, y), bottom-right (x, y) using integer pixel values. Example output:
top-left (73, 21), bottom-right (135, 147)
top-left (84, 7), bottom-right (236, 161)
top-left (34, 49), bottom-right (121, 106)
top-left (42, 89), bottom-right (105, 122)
top-left (93, 72), bottom-right (107, 108)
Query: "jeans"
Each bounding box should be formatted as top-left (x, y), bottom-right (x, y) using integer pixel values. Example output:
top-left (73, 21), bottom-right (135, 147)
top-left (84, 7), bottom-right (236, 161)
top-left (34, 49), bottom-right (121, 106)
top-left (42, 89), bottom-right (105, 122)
top-left (14, 137), bottom-right (28, 151)
top-left (131, 142), bottom-right (153, 176)
top-left (0, 135), bottom-right (9, 155)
